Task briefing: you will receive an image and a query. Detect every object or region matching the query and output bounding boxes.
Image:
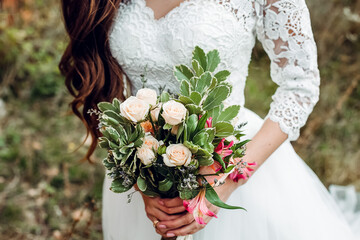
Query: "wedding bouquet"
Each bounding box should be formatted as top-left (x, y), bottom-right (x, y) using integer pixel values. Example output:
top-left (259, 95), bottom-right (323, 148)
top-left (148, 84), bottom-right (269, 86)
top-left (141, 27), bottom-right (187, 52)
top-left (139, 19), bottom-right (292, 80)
top-left (96, 46), bottom-right (256, 224)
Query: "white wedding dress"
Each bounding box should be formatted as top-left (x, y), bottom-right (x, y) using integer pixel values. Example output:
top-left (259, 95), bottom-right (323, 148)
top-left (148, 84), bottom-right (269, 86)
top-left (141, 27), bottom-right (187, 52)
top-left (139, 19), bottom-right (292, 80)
top-left (102, 0), bottom-right (358, 239)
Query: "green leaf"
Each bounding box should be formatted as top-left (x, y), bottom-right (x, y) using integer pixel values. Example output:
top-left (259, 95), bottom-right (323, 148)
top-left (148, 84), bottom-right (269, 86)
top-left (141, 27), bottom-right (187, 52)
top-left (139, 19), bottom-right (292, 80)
top-left (202, 86), bottom-right (230, 111)
top-left (185, 104), bottom-right (203, 115)
top-left (183, 141), bottom-right (199, 153)
top-left (110, 179), bottom-right (133, 193)
top-left (192, 46), bottom-right (207, 70)
top-left (217, 105), bottom-right (240, 122)
top-left (99, 138), bottom-right (110, 148)
top-left (190, 91), bottom-right (202, 105)
top-left (174, 65), bottom-right (194, 81)
top-left (214, 121), bottom-right (234, 137)
top-left (163, 123), bottom-right (173, 130)
top-left (213, 152), bottom-right (226, 170)
top-left (103, 110), bottom-right (130, 125)
top-left (187, 114), bottom-right (198, 138)
top-left (197, 157), bottom-right (214, 166)
top-left (192, 59), bottom-right (204, 76)
top-left (193, 132), bottom-right (209, 146)
top-left (180, 80), bottom-right (191, 97)
top-left (105, 126), bottom-right (121, 143)
top-left (137, 176), bottom-right (147, 192)
top-left (206, 50), bottom-right (220, 72)
top-left (195, 112), bottom-right (208, 133)
top-left (98, 102), bottom-right (117, 112)
top-left (214, 70), bottom-right (231, 82)
top-left (159, 179), bottom-right (173, 192)
top-left (160, 92), bottom-right (170, 102)
top-left (205, 185), bottom-right (246, 210)
top-left (224, 165), bottom-right (235, 173)
top-left (176, 123), bottom-right (185, 142)
top-left (209, 76), bottom-right (217, 90)
top-left (112, 98), bottom-right (121, 112)
top-left (179, 96), bottom-right (194, 105)
top-left (195, 72), bottom-right (212, 94)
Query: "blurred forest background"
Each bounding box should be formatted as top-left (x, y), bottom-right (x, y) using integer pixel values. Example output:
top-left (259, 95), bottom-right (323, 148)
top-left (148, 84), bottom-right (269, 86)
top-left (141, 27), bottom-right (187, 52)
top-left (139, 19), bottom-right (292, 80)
top-left (0, 0), bottom-right (359, 239)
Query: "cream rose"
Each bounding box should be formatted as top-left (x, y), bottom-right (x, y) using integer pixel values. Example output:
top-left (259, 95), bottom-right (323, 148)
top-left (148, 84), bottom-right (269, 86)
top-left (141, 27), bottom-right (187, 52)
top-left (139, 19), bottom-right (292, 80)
top-left (161, 100), bottom-right (187, 125)
top-left (136, 88), bottom-right (157, 106)
top-left (137, 146), bottom-right (155, 165)
top-left (143, 134), bottom-right (160, 151)
top-left (150, 103), bottom-right (162, 122)
top-left (120, 96), bottom-right (149, 122)
top-left (162, 144), bottom-right (192, 167)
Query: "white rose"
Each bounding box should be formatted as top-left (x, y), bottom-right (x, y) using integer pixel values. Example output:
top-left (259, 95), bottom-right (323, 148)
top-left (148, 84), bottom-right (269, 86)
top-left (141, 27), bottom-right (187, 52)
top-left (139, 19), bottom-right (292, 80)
top-left (136, 88), bottom-right (157, 106)
top-left (161, 100), bottom-right (187, 125)
top-left (143, 134), bottom-right (160, 151)
top-left (137, 146), bottom-right (155, 165)
top-left (150, 103), bottom-right (162, 122)
top-left (120, 96), bottom-right (149, 122)
top-left (162, 144), bottom-right (192, 167)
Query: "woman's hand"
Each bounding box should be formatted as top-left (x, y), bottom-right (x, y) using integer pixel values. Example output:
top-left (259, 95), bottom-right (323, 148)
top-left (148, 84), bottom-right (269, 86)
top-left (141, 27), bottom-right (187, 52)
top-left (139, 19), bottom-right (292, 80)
top-left (156, 179), bottom-right (239, 238)
top-left (140, 192), bottom-right (187, 237)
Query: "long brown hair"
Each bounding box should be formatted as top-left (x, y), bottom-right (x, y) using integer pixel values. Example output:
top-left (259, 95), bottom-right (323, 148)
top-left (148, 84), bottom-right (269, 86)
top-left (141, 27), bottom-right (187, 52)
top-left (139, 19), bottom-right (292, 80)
top-left (59, 0), bottom-right (128, 161)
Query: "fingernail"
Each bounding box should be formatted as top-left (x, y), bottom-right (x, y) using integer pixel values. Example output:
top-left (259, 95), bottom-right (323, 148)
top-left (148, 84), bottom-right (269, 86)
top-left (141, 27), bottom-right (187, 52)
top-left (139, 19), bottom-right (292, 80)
top-left (167, 233), bottom-right (175, 237)
top-left (159, 200), bottom-right (164, 206)
top-left (158, 224), bottom-right (166, 229)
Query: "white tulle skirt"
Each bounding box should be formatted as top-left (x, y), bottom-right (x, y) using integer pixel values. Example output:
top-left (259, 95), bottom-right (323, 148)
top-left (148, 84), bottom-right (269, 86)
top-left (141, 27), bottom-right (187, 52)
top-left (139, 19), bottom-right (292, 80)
top-left (102, 108), bottom-right (357, 240)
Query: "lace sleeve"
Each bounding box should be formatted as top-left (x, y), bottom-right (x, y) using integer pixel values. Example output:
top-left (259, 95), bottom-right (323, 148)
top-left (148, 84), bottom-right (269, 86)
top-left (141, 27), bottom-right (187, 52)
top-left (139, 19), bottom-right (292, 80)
top-left (255, 0), bottom-right (320, 140)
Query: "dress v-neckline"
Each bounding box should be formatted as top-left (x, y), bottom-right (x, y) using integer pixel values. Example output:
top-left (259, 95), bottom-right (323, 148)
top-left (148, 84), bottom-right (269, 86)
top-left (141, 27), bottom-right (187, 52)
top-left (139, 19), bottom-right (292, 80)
top-left (140, 0), bottom-right (191, 22)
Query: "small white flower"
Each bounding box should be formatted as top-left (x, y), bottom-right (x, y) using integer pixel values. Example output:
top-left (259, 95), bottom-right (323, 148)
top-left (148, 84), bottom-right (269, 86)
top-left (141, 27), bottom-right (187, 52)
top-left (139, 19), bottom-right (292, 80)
top-left (137, 146), bottom-right (155, 165)
top-left (120, 96), bottom-right (149, 122)
top-left (143, 134), bottom-right (160, 152)
top-left (162, 144), bottom-right (192, 167)
top-left (136, 88), bottom-right (157, 106)
top-left (161, 100), bottom-right (187, 126)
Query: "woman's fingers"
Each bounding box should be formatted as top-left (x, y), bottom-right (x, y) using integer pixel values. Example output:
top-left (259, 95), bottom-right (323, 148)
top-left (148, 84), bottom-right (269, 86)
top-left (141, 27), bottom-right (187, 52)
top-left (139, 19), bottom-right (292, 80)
top-left (160, 197), bottom-right (184, 208)
top-left (156, 212), bottom-right (194, 233)
top-left (165, 220), bottom-right (205, 237)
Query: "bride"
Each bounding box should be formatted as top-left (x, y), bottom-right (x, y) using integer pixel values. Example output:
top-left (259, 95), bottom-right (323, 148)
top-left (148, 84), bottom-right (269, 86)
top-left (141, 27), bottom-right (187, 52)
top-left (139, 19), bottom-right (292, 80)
top-left (59, 0), bottom-right (357, 239)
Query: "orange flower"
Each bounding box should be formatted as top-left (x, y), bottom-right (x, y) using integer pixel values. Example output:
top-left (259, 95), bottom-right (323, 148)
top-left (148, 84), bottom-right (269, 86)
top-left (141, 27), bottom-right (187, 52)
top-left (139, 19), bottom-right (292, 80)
top-left (140, 121), bottom-right (154, 133)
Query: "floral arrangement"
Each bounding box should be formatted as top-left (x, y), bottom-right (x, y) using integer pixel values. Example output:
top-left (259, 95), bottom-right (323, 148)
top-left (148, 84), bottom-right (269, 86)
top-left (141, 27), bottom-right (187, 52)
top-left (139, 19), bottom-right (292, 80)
top-left (95, 46), bottom-right (256, 224)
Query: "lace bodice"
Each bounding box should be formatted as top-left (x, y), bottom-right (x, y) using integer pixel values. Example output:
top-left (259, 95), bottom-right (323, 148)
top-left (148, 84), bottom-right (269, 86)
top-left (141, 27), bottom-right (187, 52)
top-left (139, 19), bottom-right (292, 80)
top-left (109, 0), bottom-right (320, 140)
